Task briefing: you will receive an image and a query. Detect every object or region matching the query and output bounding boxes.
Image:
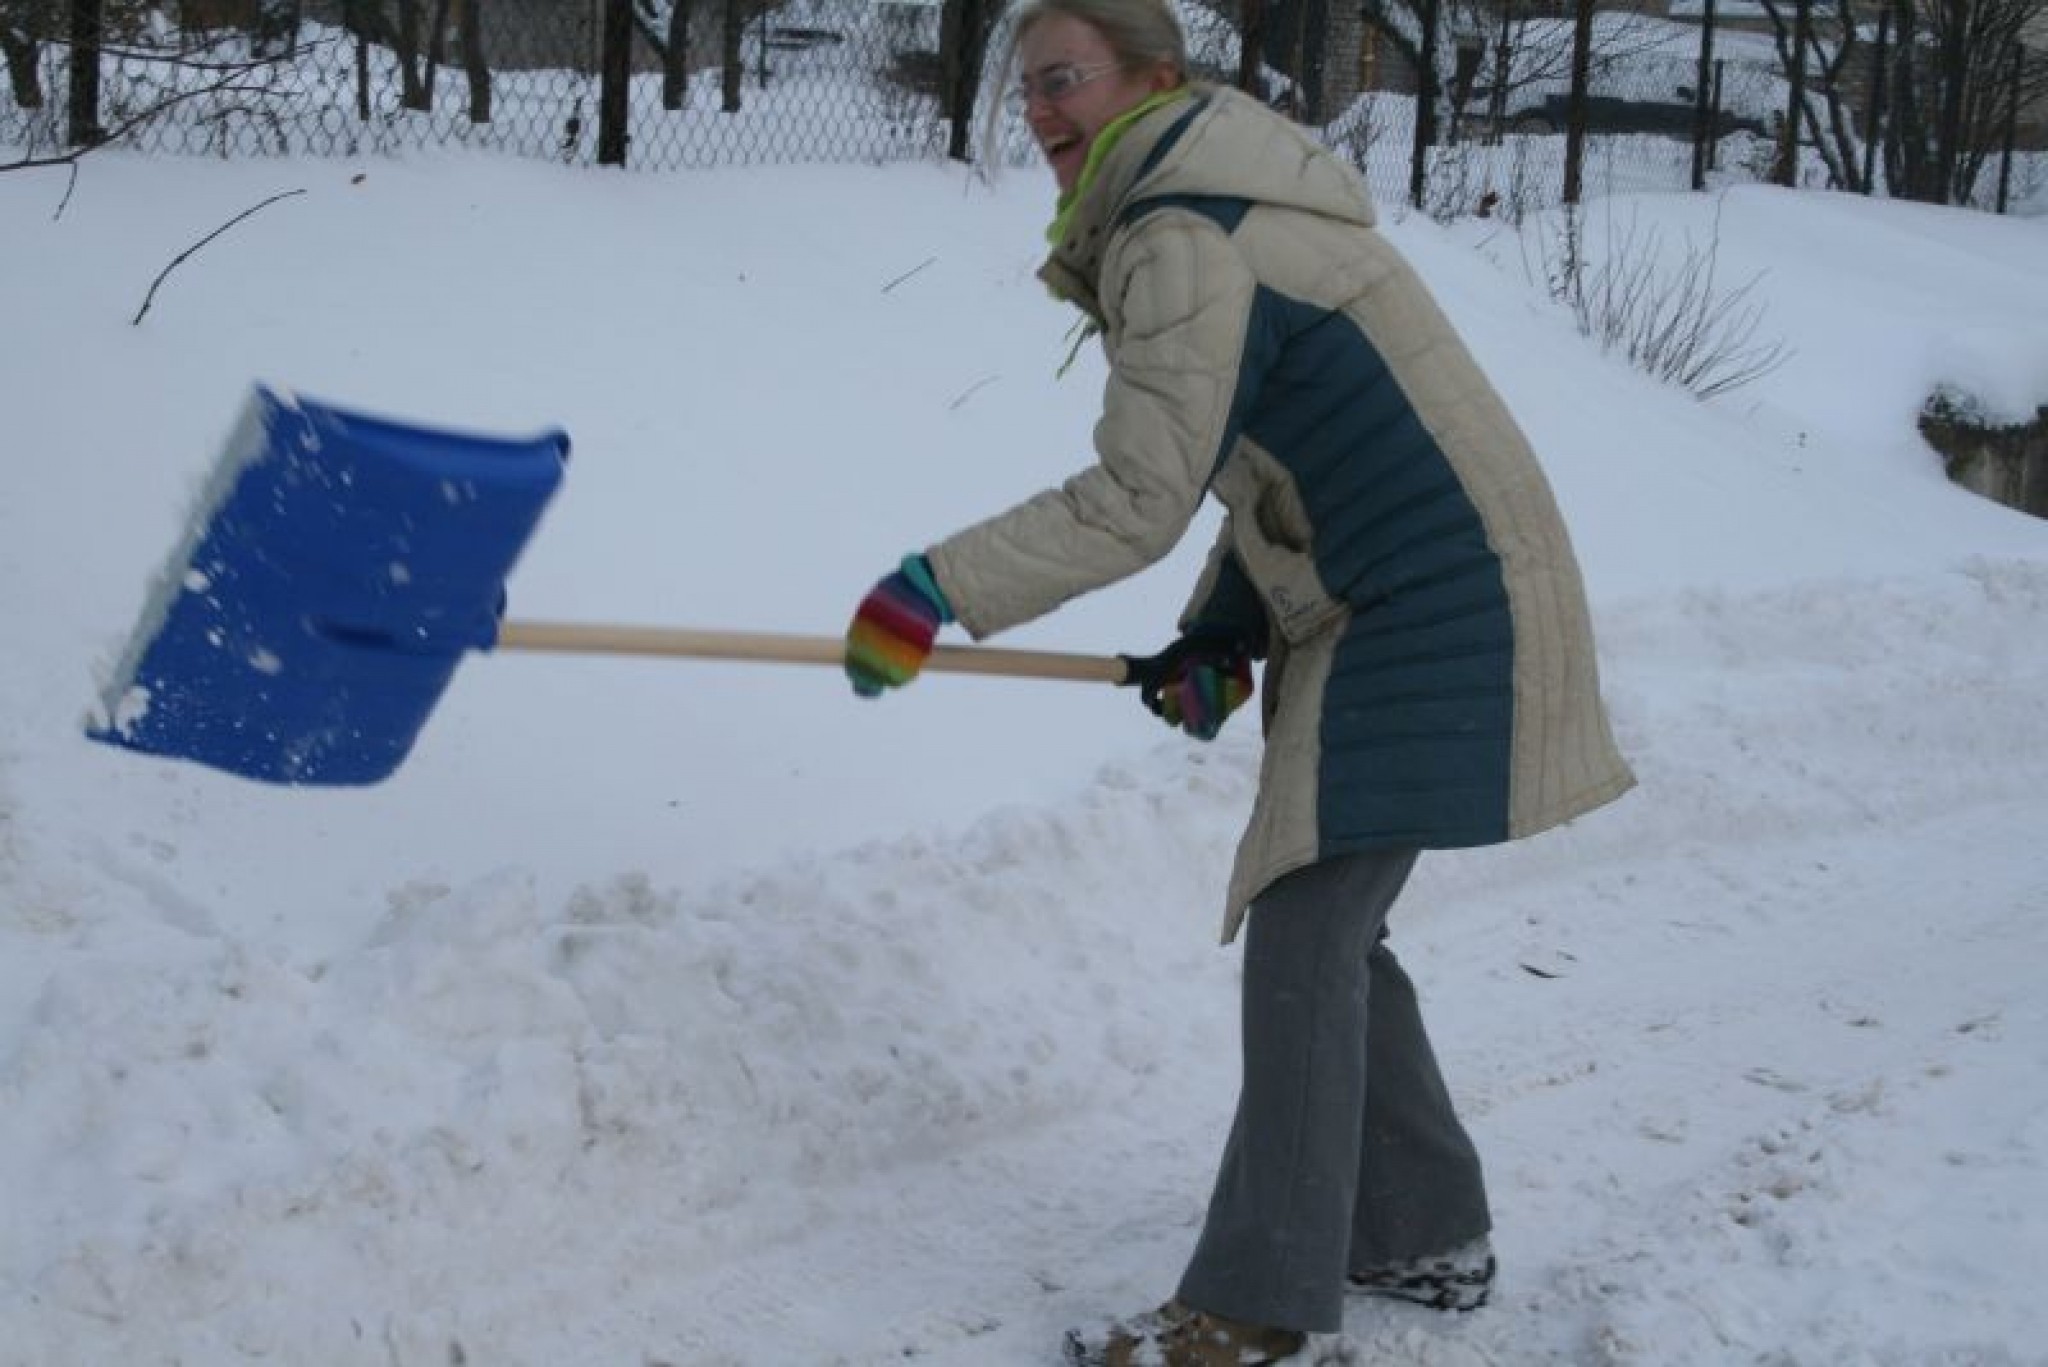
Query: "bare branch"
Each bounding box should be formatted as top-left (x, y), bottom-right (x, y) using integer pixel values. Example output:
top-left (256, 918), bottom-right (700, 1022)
top-left (3, 76), bottom-right (278, 173)
top-left (131, 189), bottom-right (307, 327)
top-left (1538, 198), bottom-right (1791, 401)
top-left (881, 256), bottom-right (938, 293)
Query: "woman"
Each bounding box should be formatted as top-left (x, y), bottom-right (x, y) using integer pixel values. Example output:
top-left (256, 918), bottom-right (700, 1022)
top-left (843, 0), bottom-right (1636, 1361)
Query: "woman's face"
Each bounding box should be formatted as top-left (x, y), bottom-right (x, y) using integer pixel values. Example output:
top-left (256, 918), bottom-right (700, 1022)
top-left (1016, 14), bottom-right (1178, 194)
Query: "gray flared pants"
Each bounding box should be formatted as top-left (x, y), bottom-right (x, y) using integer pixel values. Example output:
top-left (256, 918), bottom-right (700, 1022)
top-left (1175, 849), bottom-right (1492, 1333)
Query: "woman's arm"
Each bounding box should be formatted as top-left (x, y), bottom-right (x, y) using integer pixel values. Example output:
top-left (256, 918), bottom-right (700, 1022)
top-left (927, 214), bottom-right (1259, 639)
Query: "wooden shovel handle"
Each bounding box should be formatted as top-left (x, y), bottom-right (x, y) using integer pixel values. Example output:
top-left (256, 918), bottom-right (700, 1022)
top-left (495, 620), bottom-right (1129, 685)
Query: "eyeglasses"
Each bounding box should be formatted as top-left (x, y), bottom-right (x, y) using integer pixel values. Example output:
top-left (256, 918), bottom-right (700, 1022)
top-left (1008, 61), bottom-right (1123, 111)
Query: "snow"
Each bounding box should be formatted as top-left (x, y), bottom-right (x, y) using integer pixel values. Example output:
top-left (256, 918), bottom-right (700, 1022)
top-left (2, 142), bottom-right (2046, 1365)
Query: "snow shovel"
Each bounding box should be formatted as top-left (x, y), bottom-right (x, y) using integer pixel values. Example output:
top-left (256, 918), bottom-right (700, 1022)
top-left (86, 386), bottom-right (1126, 788)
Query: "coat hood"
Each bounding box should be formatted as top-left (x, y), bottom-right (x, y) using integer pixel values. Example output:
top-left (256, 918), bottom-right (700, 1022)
top-left (1039, 85), bottom-right (1378, 315)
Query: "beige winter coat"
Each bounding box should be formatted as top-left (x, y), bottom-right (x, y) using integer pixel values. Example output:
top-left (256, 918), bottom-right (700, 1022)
top-left (928, 86), bottom-right (1634, 941)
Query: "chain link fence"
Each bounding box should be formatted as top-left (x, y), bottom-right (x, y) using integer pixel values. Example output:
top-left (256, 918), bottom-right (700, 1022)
top-left (0, 0), bottom-right (996, 164)
top-left (4, 0), bottom-right (2042, 215)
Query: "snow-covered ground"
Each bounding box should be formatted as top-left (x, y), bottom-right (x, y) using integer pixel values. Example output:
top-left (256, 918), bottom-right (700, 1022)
top-left (2, 147), bottom-right (2045, 1365)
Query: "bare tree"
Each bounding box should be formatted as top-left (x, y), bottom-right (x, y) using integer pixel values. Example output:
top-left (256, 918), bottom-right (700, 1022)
top-left (4, 45), bottom-right (289, 172)
top-left (1, 0), bottom-right (54, 109)
top-left (1891, 0), bottom-right (2047, 203)
top-left (249, 0), bottom-right (301, 58)
top-left (421, 0), bottom-right (453, 109)
top-left (340, 0), bottom-right (434, 111)
top-left (663, 0), bottom-right (691, 109)
top-left (1353, 0), bottom-right (1681, 145)
top-left (1755, 0), bottom-right (1870, 188)
top-left (1758, 0), bottom-right (2048, 203)
top-left (940, 0), bottom-right (995, 159)
top-left (461, 0), bottom-right (490, 121)
top-left (394, 0), bottom-right (429, 109)
top-left (721, 0), bottom-right (744, 111)
top-left (626, 0), bottom-right (698, 110)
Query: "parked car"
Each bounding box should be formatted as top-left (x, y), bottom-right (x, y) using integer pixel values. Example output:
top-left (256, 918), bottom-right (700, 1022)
top-left (1444, 13), bottom-right (1789, 145)
top-left (1501, 91), bottom-right (1775, 141)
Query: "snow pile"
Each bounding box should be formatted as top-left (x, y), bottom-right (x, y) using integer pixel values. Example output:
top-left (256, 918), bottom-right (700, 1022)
top-left (1, 151), bottom-right (2045, 1363)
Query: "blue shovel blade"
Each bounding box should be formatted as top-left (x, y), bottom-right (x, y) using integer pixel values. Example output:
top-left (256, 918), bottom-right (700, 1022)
top-left (88, 385), bottom-right (570, 786)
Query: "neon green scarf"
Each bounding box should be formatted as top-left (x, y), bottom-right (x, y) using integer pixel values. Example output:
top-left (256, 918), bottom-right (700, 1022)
top-left (1045, 87), bottom-right (1193, 249)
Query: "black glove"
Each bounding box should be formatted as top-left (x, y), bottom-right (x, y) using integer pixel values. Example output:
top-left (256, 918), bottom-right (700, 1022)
top-left (1118, 633), bottom-right (1257, 741)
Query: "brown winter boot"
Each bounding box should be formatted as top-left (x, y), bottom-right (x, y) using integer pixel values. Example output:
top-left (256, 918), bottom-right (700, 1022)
top-left (1063, 1299), bottom-right (1306, 1366)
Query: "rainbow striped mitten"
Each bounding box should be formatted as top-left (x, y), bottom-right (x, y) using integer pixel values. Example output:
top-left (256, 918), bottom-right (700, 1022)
top-left (1120, 634), bottom-right (1256, 741)
top-left (1161, 653), bottom-right (1255, 740)
top-left (845, 554), bottom-right (955, 697)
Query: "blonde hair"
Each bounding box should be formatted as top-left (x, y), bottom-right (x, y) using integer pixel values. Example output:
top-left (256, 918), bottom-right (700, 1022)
top-left (978, 0), bottom-right (1190, 171)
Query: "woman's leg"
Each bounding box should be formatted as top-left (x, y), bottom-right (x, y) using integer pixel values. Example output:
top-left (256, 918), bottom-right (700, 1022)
top-left (1347, 932), bottom-right (1492, 1268)
top-left (1174, 849), bottom-right (1418, 1333)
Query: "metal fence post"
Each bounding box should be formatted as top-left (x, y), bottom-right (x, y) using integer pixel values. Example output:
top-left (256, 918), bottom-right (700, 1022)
top-left (1563, 0), bottom-right (1592, 206)
top-left (1712, 61), bottom-right (1726, 171)
top-left (1691, 0), bottom-right (1717, 191)
top-left (1861, 7), bottom-right (1888, 193)
top-left (1995, 44), bottom-right (2020, 213)
top-left (1408, 0), bottom-right (1437, 210)
top-left (943, 0), bottom-right (989, 164)
top-left (67, 0), bottom-right (103, 146)
top-left (1775, 0), bottom-right (1809, 187)
top-left (598, 0), bottom-right (631, 165)
top-left (1238, 0), bottom-right (1265, 99)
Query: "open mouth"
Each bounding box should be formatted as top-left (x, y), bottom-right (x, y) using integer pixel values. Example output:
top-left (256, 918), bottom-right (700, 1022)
top-left (1042, 131), bottom-right (1087, 187)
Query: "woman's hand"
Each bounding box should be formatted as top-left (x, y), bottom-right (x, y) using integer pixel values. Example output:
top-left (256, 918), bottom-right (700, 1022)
top-left (1118, 633), bottom-right (1256, 740)
top-left (844, 554), bottom-right (954, 697)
